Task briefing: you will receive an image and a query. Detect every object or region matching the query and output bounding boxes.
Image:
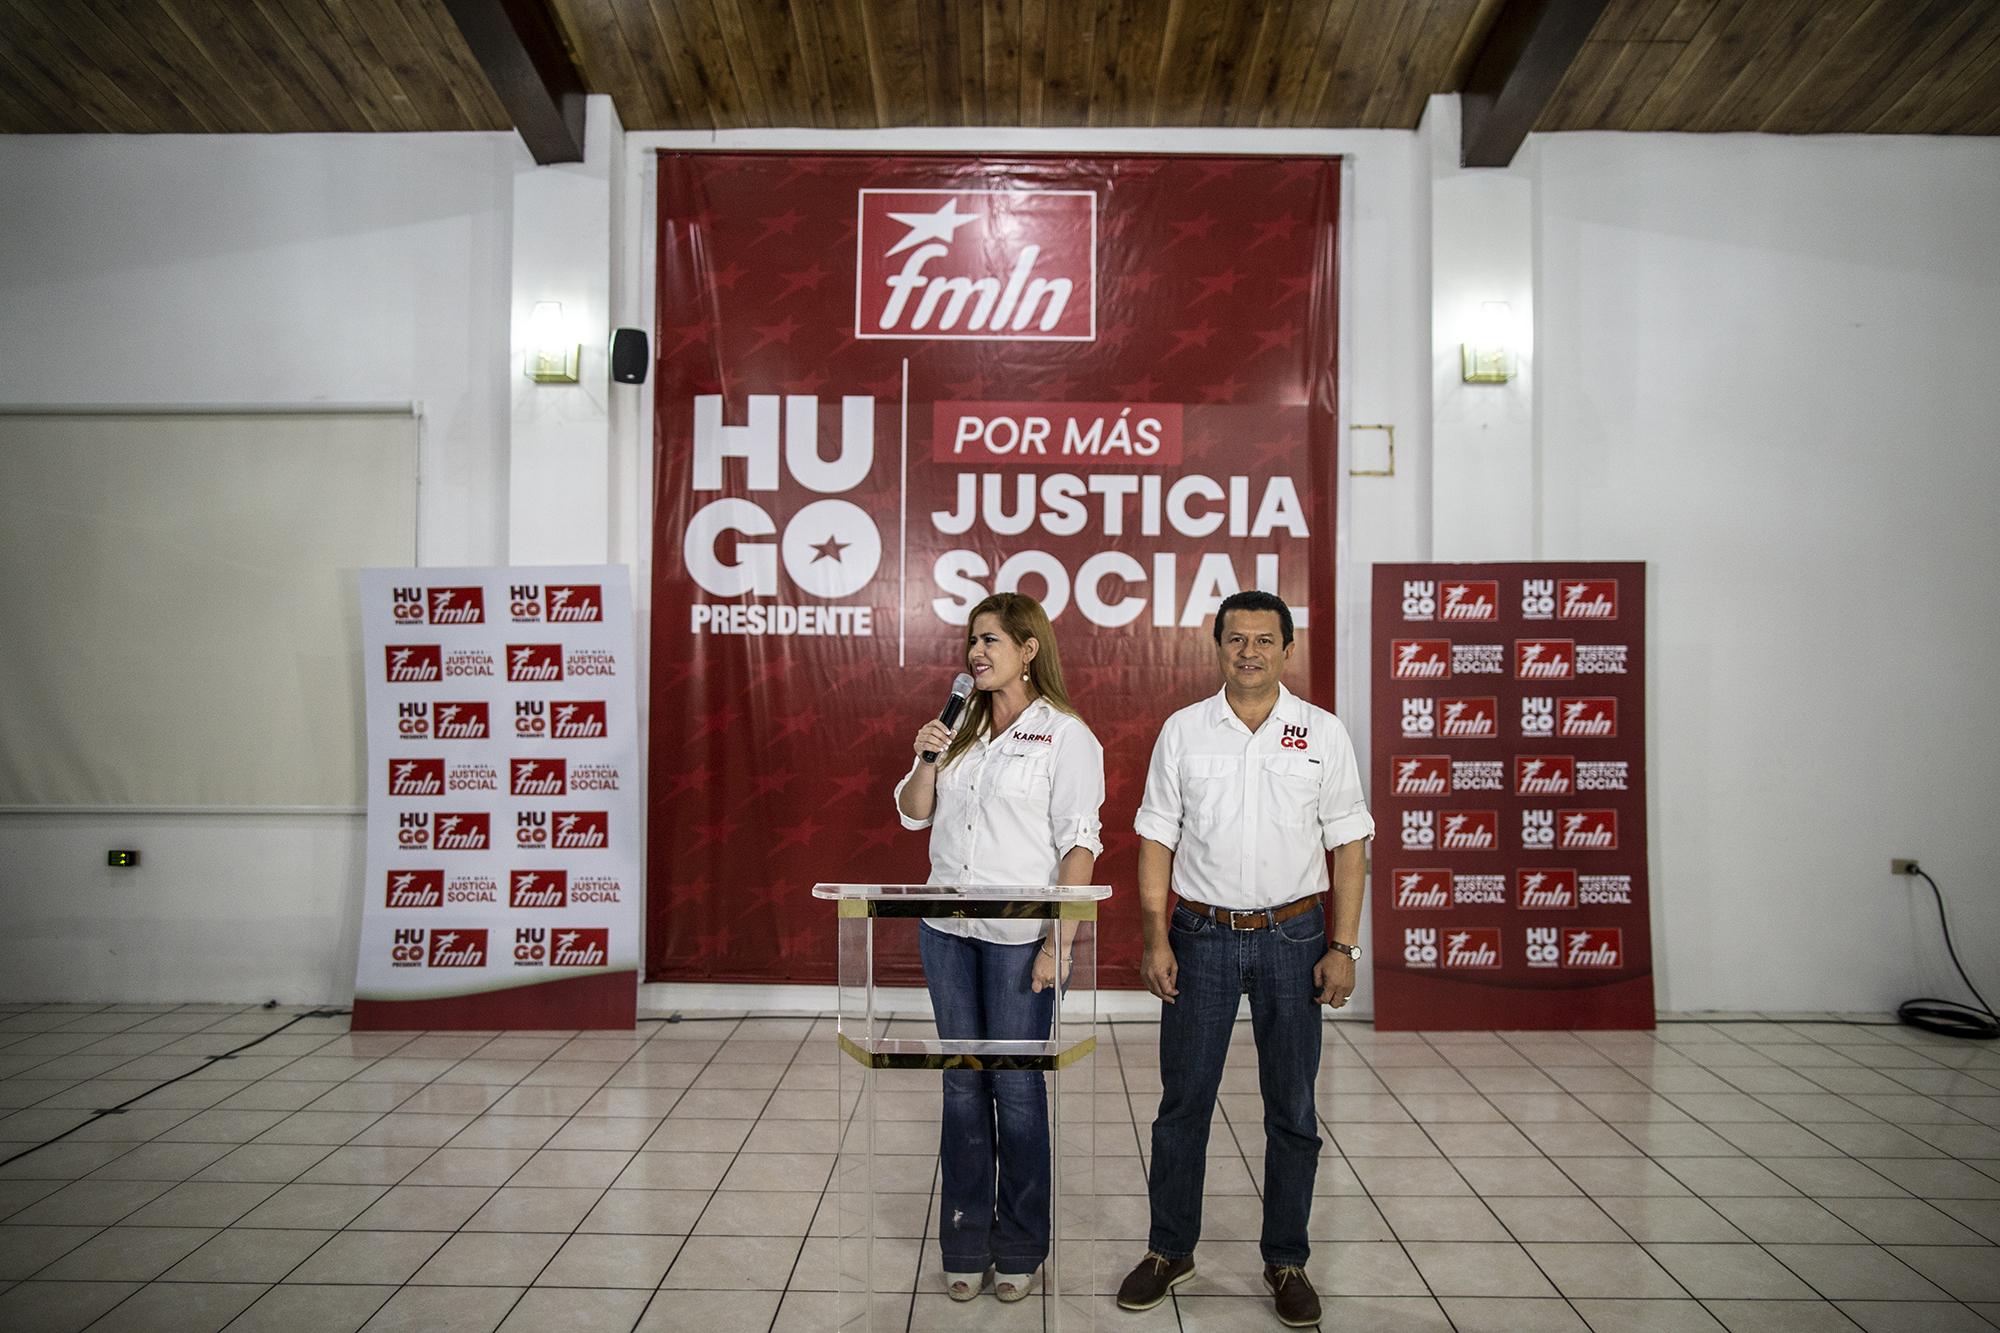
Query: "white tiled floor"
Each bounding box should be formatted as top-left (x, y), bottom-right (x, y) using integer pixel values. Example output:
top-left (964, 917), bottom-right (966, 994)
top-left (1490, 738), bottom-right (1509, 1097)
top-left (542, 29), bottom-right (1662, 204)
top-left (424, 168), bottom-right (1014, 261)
top-left (1, 1003), bottom-right (1997, 1331)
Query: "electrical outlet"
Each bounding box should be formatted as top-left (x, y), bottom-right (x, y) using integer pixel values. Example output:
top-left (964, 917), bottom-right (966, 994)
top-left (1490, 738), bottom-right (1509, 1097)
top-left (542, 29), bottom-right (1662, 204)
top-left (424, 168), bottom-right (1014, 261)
top-left (1891, 858), bottom-right (1919, 876)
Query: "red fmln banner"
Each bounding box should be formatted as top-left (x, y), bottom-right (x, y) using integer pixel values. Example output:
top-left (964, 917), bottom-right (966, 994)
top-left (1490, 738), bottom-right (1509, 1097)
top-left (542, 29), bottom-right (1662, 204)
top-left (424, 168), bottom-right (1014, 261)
top-left (650, 153), bottom-right (1343, 988)
top-left (1369, 563), bottom-right (1653, 1029)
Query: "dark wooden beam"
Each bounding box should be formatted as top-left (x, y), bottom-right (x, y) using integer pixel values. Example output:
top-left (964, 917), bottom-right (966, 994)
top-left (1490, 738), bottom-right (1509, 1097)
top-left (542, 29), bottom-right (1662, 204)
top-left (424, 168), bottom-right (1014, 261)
top-left (1460, 0), bottom-right (1613, 167)
top-left (442, 0), bottom-right (587, 163)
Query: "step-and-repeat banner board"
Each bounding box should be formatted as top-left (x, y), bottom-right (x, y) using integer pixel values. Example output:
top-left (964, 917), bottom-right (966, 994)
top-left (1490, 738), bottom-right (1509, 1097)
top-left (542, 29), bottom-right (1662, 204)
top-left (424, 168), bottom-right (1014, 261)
top-left (1369, 563), bottom-right (1653, 1029)
top-left (355, 568), bottom-right (639, 1029)
top-left (651, 153), bottom-right (1343, 987)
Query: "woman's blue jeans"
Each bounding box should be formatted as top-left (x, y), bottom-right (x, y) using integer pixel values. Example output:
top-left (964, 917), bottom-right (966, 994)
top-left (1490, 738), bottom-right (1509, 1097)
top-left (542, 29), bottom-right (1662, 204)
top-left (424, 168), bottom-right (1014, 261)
top-left (919, 925), bottom-right (1055, 1274)
top-left (1147, 901), bottom-right (1326, 1267)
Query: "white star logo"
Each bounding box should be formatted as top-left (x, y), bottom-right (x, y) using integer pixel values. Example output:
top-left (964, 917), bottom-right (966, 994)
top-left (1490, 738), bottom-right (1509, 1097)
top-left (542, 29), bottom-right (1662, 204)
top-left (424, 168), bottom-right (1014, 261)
top-left (885, 200), bottom-right (979, 256)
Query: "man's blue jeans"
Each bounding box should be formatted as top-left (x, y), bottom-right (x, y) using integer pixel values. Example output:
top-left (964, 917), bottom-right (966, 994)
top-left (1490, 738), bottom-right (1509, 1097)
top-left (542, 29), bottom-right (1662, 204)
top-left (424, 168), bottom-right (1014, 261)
top-left (1147, 901), bottom-right (1325, 1267)
top-left (920, 925), bottom-right (1056, 1274)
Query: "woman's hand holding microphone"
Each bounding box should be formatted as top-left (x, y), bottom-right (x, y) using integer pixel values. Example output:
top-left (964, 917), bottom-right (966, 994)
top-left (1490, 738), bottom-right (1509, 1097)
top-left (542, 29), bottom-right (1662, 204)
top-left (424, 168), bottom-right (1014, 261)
top-left (912, 719), bottom-right (954, 763)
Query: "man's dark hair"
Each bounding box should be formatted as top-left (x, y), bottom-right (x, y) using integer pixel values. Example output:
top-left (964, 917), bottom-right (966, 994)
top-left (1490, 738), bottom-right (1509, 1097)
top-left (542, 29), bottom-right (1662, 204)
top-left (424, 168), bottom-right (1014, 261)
top-left (1213, 590), bottom-right (1294, 648)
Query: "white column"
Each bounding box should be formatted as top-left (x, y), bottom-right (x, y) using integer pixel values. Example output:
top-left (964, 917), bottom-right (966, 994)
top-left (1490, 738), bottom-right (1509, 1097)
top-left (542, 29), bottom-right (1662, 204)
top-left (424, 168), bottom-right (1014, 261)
top-left (508, 95), bottom-right (624, 565)
top-left (1424, 94), bottom-right (1536, 561)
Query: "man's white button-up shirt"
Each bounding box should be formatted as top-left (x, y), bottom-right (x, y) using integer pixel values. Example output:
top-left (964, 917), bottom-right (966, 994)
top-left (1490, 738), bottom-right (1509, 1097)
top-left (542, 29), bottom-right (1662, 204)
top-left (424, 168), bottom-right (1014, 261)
top-left (1134, 684), bottom-right (1373, 912)
top-left (893, 696), bottom-right (1106, 945)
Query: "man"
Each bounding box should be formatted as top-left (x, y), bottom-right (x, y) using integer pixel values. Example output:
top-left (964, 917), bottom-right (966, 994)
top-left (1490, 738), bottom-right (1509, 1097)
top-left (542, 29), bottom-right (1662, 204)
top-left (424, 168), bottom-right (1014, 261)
top-left (1116, 590), bottom-right (1373, 1328)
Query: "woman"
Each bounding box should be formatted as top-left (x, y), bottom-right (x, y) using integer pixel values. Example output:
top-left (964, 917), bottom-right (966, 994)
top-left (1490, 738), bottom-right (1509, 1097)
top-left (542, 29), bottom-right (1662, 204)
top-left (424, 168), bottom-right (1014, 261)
top-left (893, 592), bottom-right (1105, 1303)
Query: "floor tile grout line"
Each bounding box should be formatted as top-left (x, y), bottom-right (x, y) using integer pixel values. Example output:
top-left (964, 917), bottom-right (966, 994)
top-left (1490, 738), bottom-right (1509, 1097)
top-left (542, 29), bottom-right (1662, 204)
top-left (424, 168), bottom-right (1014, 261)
top-left (779, 1013), bottom-right (841, 1333)
top-left (217, 1015), bottom-right (708, 1332)
top-left (466, 1012), bottom-right (746, 1333)
top-left (1321, 1024), bottom-right (1463, 1333)
top-left (1399, 1029), bottom-right (1634, 1325)
top-left (1107, 1015), bottom-right (1190, 1332)
top-left (1626, 1024), bottom-right (2000, 1321)
top-left (11, 1017), bottom-right (433, 1280)
top-left (0, 1008), bottom-right (362, 1168)
top-left (18, 1014), bottom-right (621, 1326)
top-left (4, 1010), bottom-right (1996, 1329)
top-left (45, 1004), bottom-right (437, 1333)
top-left (71, 1015), bottom-right (479, 1329)
top-left (272, 1014), bottom-right (729, 1330)
top-left (750, 1013), bottom-right (848, 1333)
top-left (1529, 1023), bottom-right (1996, 1322)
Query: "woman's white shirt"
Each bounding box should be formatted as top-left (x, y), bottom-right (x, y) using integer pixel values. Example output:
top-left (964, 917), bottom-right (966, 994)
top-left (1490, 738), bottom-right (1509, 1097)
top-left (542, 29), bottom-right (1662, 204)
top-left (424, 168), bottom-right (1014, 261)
top-left (892, 697), bottom-right (1105, 945)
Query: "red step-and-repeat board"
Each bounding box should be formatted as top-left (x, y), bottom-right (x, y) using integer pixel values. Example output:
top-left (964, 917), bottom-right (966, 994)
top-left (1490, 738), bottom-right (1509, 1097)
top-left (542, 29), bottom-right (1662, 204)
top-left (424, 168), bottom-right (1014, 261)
top-left (1369, 564), bottom-right (1654, 1030)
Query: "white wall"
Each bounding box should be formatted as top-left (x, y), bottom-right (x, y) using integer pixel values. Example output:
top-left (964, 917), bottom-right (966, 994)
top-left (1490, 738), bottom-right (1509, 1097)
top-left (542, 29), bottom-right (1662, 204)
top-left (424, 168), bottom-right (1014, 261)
top-left (1527, 132), bottom-right (2000, 1013)
top-left (0, 131), bottom-right (520, 1003)
top-left (0, 132), bottom-right (520, 560)
top-left (4, 115), bottom-right (1994, 1017)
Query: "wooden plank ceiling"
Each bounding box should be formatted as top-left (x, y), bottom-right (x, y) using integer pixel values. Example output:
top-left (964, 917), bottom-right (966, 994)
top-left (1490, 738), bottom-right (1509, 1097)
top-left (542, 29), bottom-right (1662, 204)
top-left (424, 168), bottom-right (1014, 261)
top-left (1539, 0), bottom-right (2000, 135)
top-left (550, 0), bottom-right (1507, 130)
top-left (0, 0), bottom-right (1995, 137)
top-left (0, 0), bottom-right (510, 133)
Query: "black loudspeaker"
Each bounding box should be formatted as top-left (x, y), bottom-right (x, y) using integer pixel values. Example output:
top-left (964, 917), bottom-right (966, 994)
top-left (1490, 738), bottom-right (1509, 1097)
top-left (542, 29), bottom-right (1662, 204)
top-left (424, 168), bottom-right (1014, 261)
top-left (610, 328), bottom-right (649, 384)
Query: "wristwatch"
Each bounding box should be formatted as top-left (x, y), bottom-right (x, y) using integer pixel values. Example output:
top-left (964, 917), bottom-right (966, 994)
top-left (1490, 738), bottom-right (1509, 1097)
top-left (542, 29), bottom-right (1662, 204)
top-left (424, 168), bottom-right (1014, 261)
top-left (1327, 940), bottom-right (1363, 960)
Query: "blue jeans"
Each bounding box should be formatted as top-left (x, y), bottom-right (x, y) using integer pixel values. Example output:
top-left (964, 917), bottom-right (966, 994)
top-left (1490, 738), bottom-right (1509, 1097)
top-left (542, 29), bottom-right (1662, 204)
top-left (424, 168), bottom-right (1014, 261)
top-left (1147, 901), bottom-right (1325, 1267)
top-left (920, 925), bottom-right (1056, 1273)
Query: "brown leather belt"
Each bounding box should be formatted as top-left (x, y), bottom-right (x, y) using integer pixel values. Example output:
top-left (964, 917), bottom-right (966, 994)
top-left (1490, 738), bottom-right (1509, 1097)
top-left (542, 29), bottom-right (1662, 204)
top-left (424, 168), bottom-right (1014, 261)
top-left (1178, 894), bottom-right (1319, 931)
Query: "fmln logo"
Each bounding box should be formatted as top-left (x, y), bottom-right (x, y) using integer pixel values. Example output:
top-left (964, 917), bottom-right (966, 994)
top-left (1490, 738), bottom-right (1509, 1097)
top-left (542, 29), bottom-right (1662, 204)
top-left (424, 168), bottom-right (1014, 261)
top-left (856, 189), bottom-right (1097, 341)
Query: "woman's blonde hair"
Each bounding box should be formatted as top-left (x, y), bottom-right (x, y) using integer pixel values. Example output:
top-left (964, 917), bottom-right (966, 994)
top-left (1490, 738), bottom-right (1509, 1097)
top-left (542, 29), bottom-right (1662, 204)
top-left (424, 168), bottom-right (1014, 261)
top-left (937, 592), bottom-right (1078, 771)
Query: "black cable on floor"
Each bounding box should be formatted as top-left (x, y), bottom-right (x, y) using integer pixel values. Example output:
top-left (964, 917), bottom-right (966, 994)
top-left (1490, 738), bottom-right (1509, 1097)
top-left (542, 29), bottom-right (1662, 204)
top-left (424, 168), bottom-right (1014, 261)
top-left (0, 1007), bottom-right (351, 1170)
top-left (1897, 866), bottom-right (1999, 1040)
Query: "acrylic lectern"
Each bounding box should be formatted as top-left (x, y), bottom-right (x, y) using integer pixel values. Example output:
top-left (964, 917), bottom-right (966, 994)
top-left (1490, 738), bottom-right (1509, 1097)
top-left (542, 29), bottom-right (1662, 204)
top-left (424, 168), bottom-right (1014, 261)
top-left (810, 882), bottom-right (1109, 1331)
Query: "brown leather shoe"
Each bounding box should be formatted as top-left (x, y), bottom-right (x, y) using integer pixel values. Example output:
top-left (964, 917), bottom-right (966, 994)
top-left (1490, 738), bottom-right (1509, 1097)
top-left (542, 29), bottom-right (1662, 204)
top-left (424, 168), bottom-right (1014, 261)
top-left (1116, 1251), bottom-right (1195, 1311)
top-left (1264, 1263), bottom-right (1321, 1327)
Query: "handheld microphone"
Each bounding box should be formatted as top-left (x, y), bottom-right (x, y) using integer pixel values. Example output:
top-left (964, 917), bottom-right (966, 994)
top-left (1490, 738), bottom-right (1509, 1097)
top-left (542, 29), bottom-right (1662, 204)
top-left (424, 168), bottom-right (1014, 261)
top-left (922, 673), bottom-right (975, 763)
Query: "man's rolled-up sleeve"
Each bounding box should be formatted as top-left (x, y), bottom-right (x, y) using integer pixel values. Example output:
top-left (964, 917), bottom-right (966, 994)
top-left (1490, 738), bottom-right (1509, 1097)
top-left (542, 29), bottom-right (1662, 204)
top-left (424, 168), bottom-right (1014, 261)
top-left (1048, 725), bottom-right (1105, 860)
top-left (1318, 718), bottom-right (1375, 849)
top-left (1132, 722), bottom-right (1184, 850)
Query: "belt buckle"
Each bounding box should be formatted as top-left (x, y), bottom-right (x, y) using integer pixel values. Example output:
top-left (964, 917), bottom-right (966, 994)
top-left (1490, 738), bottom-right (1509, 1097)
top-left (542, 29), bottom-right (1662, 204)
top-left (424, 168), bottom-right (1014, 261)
top-left (1225, 908), bottom-right (1256, 931)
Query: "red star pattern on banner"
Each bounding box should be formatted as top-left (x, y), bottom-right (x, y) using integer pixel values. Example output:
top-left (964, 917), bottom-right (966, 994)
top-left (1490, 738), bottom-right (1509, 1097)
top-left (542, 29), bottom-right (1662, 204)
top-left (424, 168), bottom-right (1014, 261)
top-left (691, 819), bottom-right (739, 849)
top-left (1098, 319), bottom-right (1138, 351)
top-left (754, 209), bottom-right (805, 242)
top-left (650, 154), bottom-right (1342, 988)
top-left (747, 316), bottom-right (804, 353)
top-left (1192, 269), bottom-right (1248, 304)
top-left (665, 321), bottom-right (710, 355)
top-left (1166, 321), bottom-right (1220, 356)
top-left (1248, 215), bottom-right (1303, 251)
top-left (773, 817), bottom-right (825, 851)
top-left (1163, 213), bottom-right (1218, 250)
top-left (778, 264), bottom-right (828, 297)
top-left (1198, 373), bottom-right (1244, 404)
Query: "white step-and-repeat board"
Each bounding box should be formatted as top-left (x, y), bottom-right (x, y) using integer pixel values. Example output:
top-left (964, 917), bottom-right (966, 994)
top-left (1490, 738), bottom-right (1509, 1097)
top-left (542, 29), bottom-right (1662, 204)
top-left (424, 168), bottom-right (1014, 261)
top-left (354, 567), bottom-right (639, 1029)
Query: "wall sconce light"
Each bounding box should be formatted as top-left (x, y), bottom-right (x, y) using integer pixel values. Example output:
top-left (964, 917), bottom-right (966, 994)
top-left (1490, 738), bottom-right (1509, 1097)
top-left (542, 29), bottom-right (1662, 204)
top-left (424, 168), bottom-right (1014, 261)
top-left (1461, 301), bottom-right (1515, 384)
top-left (526, 301), bottom-right (581, 383)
